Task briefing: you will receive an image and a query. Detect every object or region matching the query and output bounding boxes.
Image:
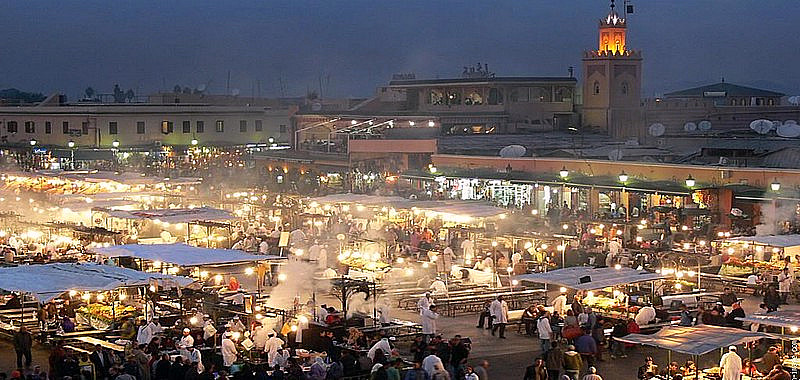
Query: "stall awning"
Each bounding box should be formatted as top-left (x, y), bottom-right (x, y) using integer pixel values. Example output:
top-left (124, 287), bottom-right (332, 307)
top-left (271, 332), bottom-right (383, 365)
top-left (736, 311), bottom-right (800, 329)
top-left (513, 266), bottom-right (664, 290)
top-left (726, 234), bottom-right (800, 248)
top-left (308, 194), bottom-right (508, 220)
top-left (92, 243), bottom-right (284, 266)
top-left (615, 325), bottom-right (769, 356)
top-left (0, 263), bottom-right (194, 302)
top-left (98, 206), bottom-right (236, 223)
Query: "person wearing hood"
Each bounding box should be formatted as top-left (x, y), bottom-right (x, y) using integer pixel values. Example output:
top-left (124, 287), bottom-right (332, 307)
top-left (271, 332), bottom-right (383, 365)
top-left (431, 362), bottom-right (451, 380)
top-left (422, 351), bottom-right (444, 377)
top-left (562, 345), bottom-right (582, 380)
top-left (418, 292), bottom-right (433, 313)
top-left (221, 332), bottom-right (238, 367)
top-left (309, 357), bottom-right (327, 380)
top-left (264, 331), bottom-right (285, 368)
top-left (368, 337), bottom-right (392, 361)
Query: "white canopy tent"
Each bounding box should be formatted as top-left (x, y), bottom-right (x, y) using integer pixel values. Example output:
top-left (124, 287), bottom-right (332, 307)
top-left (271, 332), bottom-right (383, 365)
top-left (0, 263), bottom-right (194, 302)
top-left (308, 194), bottom-right (508, 220)
top-left (513, 266), bottom-right (664, 291)
top-left (615, 325), bottom-right (770, 356)
top-left (99, 206), bottom-right (236, 224)
top-left (737, 310), bottom-right (800, 330)
top-left (92, 243), bottom-right (284, 267)
top-left (726, 234), bottom-right (800, 256)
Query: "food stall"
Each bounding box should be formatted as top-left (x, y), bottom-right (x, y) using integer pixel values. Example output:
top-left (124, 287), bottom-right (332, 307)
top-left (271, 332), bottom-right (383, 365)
top-left (616, 325), bottom-right (770, 379)
top-left (715, 235), bottom-right (800, 277)
top-left (0, 262), bottom-right (193, 332)
top-left (514, 266), bottom-right (665, 320)
top-left (93, 206), bottom-right (238, 245)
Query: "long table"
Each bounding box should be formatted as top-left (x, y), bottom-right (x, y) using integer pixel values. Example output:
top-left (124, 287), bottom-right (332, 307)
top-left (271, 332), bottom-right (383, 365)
top-left (75, 336), bottom-right (126, 352)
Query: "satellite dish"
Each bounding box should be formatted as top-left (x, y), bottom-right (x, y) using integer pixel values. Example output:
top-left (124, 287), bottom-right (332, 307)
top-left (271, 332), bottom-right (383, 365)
top-left (683, 122), bottom-right (697, 132)
top-left (750, 119), bottom-right (774, 134)
top-left (608, 149), bottom-right (624, 161)
top-left (499, 145), bottom-right (526, 158)
top-left (788, 96), bottom-right (800, 105)
top-left (311, 102), bottom-right (322, 111)
top-left (197, 84), bottom-right (207, 92)
top-left (785, 120), bottom-right (797, 125)
top-left (648, 123), bottom-right (665, 137)
top-left (231, 88), bottom-right (240, 96)
top-left (698, 120), bottom-right (712, 131)
top-left (777, 123), bottom-right (800, 138)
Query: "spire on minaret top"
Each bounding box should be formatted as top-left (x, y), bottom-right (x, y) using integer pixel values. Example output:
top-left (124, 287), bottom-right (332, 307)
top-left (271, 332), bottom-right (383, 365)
top-left (597, 0), bottom-right (627, 53)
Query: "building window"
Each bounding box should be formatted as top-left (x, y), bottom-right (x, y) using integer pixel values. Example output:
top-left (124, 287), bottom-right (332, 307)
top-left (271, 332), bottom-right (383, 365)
top-left (740, 99), bottom-right (747, 106)
top-left (593, 81), bottom-right (600, 95)
top-left (255, 120), bottom-right (263, 132)
top-left (488, 88), bottom-right (503, 105)
top-left (239, 120), bottom-right (247, 132)
top-left (62, 121), bottom-right (70, 134)
top-left (279, 124), bottom-right (287, 133)
top-left (464, 89), bottom-right (483, 105)
top-left (429, 89), bottom-right (444, 105)
top-left (445, 90), bottom-right (461, 105)
top-left (7, 121), bottom-right (17, 133)
top-left (45, 121), bottom-right (52, 134)
top-left (161, 121), bottom-right (173, 134)
top-left (621, 82), bottom-right (629, 95)
top-left (215, 120), bottom-right (224, 133)
top-left (109, 121), bottom-right (118, 135)
top-left (182, 120), bottom-right (191, 133)
top-left (81, 122), bottom-right (89, 135)
top-left (768, 98), bottom-right (775, 106)
top-left (136, 121), bottom-right (145, 134)
top-left (24, 121), bottom-right (35, 133)
top-left (196, 121), bottom-right (204, 133)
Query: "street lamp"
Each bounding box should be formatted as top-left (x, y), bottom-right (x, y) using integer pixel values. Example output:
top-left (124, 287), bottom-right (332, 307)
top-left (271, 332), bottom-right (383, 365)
top-left (111, 140), bottom-right (120, 148)
top-left (771, 180), bottom-right (781, 192)
top-left (618, 171), bottom-right (629, 183)
top-left (191, 139), bottom-right (198, 146)
top-left (67, 140), bottom-right (75, 148)
top-left (268, 137), bottom-right (275, 144)
top-left (559, 167), bottom-right (569, 179)
top-left (685, 174), bottom-right (696, 188)
top-left (29, 139), bottom-right (37, 146)
top-left (427, 120), bottom-right (435, 127)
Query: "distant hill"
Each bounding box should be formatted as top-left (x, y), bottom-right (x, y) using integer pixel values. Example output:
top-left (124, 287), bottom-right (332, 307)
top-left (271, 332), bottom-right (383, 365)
top-left (0, 88), bottom-right (46, 104)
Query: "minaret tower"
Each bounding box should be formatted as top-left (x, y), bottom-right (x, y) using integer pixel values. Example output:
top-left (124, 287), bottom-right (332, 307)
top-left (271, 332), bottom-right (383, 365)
top-left (582, 0), bottom-right (642, 138)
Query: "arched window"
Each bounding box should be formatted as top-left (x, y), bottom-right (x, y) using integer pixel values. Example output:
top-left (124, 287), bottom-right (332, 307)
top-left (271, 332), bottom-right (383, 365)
top-left (593, 81), bottom-right (600, 95)
top-left (740, 99), bottom-right (747, 106)
top-left (620, 82), bottom-right (629, 95)
top-left (768, 98), bottom-right (775, 106)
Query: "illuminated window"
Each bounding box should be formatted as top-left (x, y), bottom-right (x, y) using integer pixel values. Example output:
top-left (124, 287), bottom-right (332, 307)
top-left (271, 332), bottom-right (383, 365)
top-left (464, 89), bottom-right (483, 105)
top-left (446, 90), bottom-right (461, 105)
top-left (593, 82), bottom-right (600, 95)
top-left (429, 90), bottom-right (444, 105)
top-left (161, 121), bottom-right (173, 134)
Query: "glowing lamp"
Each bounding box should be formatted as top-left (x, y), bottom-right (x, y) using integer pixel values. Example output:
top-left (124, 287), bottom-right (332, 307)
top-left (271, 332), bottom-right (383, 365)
top-left (559, 167), bottom-right (569, 179)
top-left (191, 139), bottom-right (198, 146)
top-left (111, 140), bottom-right (120, 148)
top-left (559, 287), bottom-right (567, 293)
top-left (67, 140), bottom-right (75, 148)
top-left (685, 175), bottom-right (695, 187)
top-left (771, 181), bottom-right (781, 191)
top-left (277, 273), bottom-right (287, 282)
top-left (614, 264), bottom-right (621, 270)
top-left (245, 267), bottom-right (255, 276)
top-left (791, 326), bottom-right (799, 333)
top-left (618, 171), bottom-right (628, 183)
top-left (511, 280), bottom-right (519, 286)
top-left (190, 316), bottom-right (198, 325)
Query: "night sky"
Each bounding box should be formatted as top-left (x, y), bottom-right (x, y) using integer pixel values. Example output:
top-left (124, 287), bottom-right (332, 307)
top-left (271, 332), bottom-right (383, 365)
top-left (3, 0), bottom-right (798, 100)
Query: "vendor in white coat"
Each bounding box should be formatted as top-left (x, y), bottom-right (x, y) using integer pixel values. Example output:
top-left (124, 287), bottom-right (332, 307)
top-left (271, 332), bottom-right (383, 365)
top-left (437, 246), bottom-right (456, 274)
top-left (264, 331), bottom-right (285, 368)
top-left (418, 292), bottom-right (433, 314)
top-left (185, 345), bottom-right (203, 372)
top-left (551, 292), bottom-right (568, 316)
top-left (421, 304), bottom-right (440, 340)
top-left (490, 295), bottom-right (509, 339)
top-left (178, 328), bottom-right (194, 349)
top-left (460, 238), bottom-right (475, 263)
top-left (719, 346), bottom-right (742, 380)
top-left (136, 319), bottom-right (156, 346)
top-left (221, 332), bottom-right (238, 367)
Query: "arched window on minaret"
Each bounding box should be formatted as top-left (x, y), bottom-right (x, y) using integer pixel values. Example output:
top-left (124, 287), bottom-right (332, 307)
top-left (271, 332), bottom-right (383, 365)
top-left (621, 82), bottom-right (629, 95)
top-left (593, 81), bottom-right (600, 95)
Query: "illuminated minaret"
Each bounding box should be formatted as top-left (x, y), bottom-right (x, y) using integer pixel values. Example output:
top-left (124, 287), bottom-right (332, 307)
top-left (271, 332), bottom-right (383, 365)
top-left (582, 0), bottom-right (642, 138)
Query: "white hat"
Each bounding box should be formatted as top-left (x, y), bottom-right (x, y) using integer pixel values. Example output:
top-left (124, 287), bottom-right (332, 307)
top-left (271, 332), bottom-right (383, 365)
top-left (183, 328), bottom-right (191, 333)
top-left (729, 346), bottom-right (737, 351)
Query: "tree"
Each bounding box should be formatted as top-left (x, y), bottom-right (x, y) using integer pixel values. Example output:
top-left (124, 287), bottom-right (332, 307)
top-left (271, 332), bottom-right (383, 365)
top-left (125, 89), bottom-right (135, 102)
top-left (113, 84), bottom-right (125, 103)
top-left (84, 87), bottom-right (96, 99)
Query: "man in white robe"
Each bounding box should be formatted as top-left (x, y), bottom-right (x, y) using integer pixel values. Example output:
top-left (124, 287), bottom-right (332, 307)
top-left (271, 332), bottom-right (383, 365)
top-left (221, 332), bottom-right (238, 367)
top-left (719, 346), bottom-right (742, 380)
top-left (421, 305), bottom-right (439, 339)
top-left (264, 332), bottom-right (284, 368)
top-left (417, 292), bottom-right (432, 314)
top-left (367, 337), bottom-right (391, 361)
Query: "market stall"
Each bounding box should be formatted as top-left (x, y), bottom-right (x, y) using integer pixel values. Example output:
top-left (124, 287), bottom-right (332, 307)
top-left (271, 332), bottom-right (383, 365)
top-left (616, 325), bottom-right (771, 379)
top-left (715, 234), bottom-right (800, 277)
top-left (93, 206), bottom-right (238, 244)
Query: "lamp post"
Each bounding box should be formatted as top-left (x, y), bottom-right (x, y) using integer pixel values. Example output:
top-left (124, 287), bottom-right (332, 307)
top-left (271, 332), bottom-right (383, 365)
top-left (771, 179), bottom-right (781, 192)
top-left (685, 175), bottom-right (696, 188)
top-left (67, 140), bottom-right (75, 170)
top-left (29, 140), bottom-right (37, 170)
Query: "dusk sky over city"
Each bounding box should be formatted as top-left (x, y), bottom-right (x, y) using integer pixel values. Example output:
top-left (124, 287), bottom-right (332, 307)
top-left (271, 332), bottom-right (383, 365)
top-left (3, 0), bottom-right (798, 99)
